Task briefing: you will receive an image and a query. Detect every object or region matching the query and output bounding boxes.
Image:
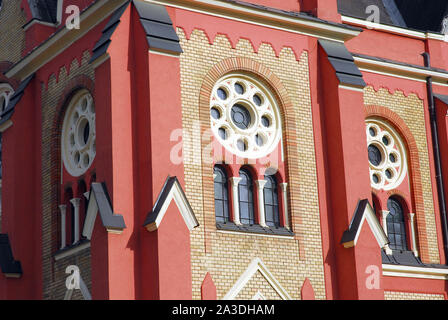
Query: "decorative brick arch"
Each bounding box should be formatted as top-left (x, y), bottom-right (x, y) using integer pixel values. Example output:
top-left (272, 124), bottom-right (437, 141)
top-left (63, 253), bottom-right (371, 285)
top-left (365, 105), bottom-right (429, 262)
top-left (49, 75), bottom-right (95, 254)
top-left (198, 56), bottom-right (303, 254)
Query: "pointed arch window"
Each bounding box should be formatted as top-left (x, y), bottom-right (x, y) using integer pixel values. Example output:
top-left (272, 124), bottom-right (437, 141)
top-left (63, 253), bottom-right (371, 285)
top-left (214, 166), bottom-right (230, 223)
top-left (264, 175), bottom-right (280, 227)
top-left (238, 168), bottom-right (255, 225)
top-left (387, 197), bottom-right (408, 251)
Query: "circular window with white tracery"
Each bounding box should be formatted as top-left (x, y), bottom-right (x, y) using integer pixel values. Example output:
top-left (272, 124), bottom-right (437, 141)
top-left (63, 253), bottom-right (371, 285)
top-left (210, 74), bottom-right (281, 159)
top-left (366, 119), bottom-right (407, 190)
top-left (0, 83), bottom-right (13, 116)
top-left (61, 90), bottom-right (96, 177)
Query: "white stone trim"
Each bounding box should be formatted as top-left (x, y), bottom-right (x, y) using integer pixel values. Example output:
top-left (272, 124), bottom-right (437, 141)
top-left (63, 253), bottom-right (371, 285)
top-left (54, 241), bottom-right (91, 261)
top-left (409, 212), bottom-right (419, 257)
top-left (354, 55), bottom-right (448, 87)
top-left (145, 180), bottom-right (199, 232)
top-left (255, 180), bottom-right (267, 227)
top-left (70, 198), bottom-right (81, 244)
top-left (82, 191), bottom-right (98, 240)
top-left (59, 205), bottom-right (67, 250)
top-left (223, 258), bottom-right (292, 300)
top-left (229, 177), bottom-right (242, 225)
top-left (145, 0), bottom-right (360, 43)
top-left (339, 84), bottom-right (365, 92)
top-left (280, 183), bottom-right (289, 229)
top-left (382, 264), bottom-right (448, 280)
top-left (149, 48), bottom-right (181, 58)
top-left (252, 291), bottom-right (266, 300)
top-left (381, 210), bottom-right (389, 236)
top-left (342, 202), bottom-right (391, 254)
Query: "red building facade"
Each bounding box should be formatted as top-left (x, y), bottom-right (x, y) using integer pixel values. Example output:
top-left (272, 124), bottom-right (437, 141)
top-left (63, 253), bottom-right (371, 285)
top-left (0, 0), bottom-right (448, 300)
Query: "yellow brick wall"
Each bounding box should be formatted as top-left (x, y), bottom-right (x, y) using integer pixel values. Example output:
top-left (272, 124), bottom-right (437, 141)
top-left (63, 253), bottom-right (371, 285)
top-left (364, 87), bottom-right (440, 263)
top-left (41, 51), bottom-right (94, 300)
top-left (385, 291), bottom-right (445, 300)
top-left (235, 270), bottom-right (282, 300)
top-left (0, 0), bottom-right (26, 63)
top-left (178, 28), bottom-right (325, 300)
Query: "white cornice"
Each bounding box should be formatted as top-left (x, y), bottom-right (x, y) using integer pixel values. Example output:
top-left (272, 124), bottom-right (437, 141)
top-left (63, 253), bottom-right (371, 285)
top-left (382, 264), bottom-right (448, 280)
top-left (6, 0), bottom-right (129, 81)
top-left (341, 15), bottom-right (448, 42)
top-left (144, 0), bottom-right (361, 43)
top-left (353, 55), bottom-right (448, 87)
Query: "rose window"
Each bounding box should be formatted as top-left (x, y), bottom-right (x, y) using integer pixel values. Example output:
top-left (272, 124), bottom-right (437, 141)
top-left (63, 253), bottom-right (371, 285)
top-left (210, 75), bottom-right (281, 159)
top-left (61, 90), bottom-right (96, 177)
top-left (366, 119), bottom-right (407, 190)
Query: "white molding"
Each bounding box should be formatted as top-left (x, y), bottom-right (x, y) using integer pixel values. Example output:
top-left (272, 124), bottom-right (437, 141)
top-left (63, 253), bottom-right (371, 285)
top-left (149, 49), bottom-right (181, 58)
top-left (339, 84), bottom-right (365, 92)
top-left (279, 183), bottom-right (289, 229)
top-left (91, 53), bottom-right (110, 69)
top-left (409, 212), bottom-right (419, 258)
top-left (145, 180), bottom-right (199, 232)
top-left (144, 0), bottom-right (360, 43)
top-left (223, 258), bottom-right (292, 300)
top-left (382, 264), bottom-right (448, 280)
top-left (252, 291), bottom-right (266, 300)
top-left (54, 241), bottom-right (91, 261)
top-left (0, 120), bottom-right (13, 133)
top-left (354, 55), bottom-right (448, 87)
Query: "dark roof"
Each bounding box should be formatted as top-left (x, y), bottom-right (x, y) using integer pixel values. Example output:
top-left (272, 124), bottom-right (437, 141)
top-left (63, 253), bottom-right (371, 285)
top-left (341, 199), bottom-right (370, 244)
top-left (0, 234), bottom-right (22, 277)
top-left (27, 0), bottom-right (58, 24)
top-left (338, 0), bottom-right (448, 33)
top-left (133, 0), bottom-right (182, 54)
top-left (90, 1), bottom-right (131, 63)
top-left (217, 221), bottom-right (294, 237)
top-left (435, 94), bottom-right (448, 106)
top-left (382, 249), bottom-right (448, 269)
top-left (395, 0), bottom-right (448, 33)
top-left (0, 74), bottom-right (35, 127)
top-left (319, 39), bottom-right (366, 88)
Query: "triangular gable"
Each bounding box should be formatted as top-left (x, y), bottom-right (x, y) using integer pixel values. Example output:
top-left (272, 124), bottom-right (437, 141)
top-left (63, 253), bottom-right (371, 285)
top-left (82, 182), bottom-right (126, 240)
top-left (0, 234), bottom-right (22, 278)
top-left (223, 258), bottom-right (292, 300)
top-left (144, 176), bottom-right (199, 232)
top-left (341, 199), bottom-right (391, 253)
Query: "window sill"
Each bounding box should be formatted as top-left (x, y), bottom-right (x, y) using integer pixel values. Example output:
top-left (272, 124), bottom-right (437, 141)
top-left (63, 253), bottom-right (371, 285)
top-left (54, 239), bottom-right (91, 261)
top-left (216, 222), bottom-right (294, 237)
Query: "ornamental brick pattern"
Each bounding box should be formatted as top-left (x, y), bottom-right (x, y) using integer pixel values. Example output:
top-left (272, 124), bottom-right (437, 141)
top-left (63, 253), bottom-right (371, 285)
top-left (0, 0), bottom-right (26, 64)
top-left (41, 51), bottom-right (94, 300)
top-left (384, 291), bottom-right (445, 300)
top-left (364, 87), bottom-right (440, 264)
top-left (235, 271), bottom-right (282, 300)
top-left (178, 28), bottom-right (325, 300)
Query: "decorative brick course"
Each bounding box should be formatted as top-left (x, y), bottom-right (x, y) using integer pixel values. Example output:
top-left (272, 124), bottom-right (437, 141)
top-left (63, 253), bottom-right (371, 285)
top-left (385, 291), bottom-right (445, 300)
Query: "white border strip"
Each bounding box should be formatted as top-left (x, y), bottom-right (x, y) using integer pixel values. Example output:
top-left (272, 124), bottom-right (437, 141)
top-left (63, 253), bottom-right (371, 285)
top-left (382, 264), bottom-right (448, 280)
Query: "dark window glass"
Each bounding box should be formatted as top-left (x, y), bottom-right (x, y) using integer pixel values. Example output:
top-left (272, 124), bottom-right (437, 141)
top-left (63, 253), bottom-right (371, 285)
top-left (217, 88), bottom-right (227, 100)
top-left (214, 166), bottom-right (230, 223)
top-left (387, 197), bottom-right (408, 250)
top-left (368, 144), bottom-right (382, 166)
top-left (211, 107), bottom-right (221, 120)
top-left (231, 104), bottom-right (251, 130)
top-left (235, 83), bottom-right (245, 95)
top-left (253, 94), bottom-right (262, 106)
top-left (238, 169), bottom-right (255, 225)
top-left (264, 175), bottom-right (280, 227)
top-left (218, 127), bottom-right (227, 140)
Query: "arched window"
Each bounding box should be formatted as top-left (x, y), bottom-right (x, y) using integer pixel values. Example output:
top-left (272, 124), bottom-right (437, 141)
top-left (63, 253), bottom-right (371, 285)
top-left (264, 175), bottom-right (280, 227)
top-left (214, 166), bottom-right (230, 223)
top-left (387, 197), bottom-right (408, 251)
top-left (238, 168), bottom-right (255, 225)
